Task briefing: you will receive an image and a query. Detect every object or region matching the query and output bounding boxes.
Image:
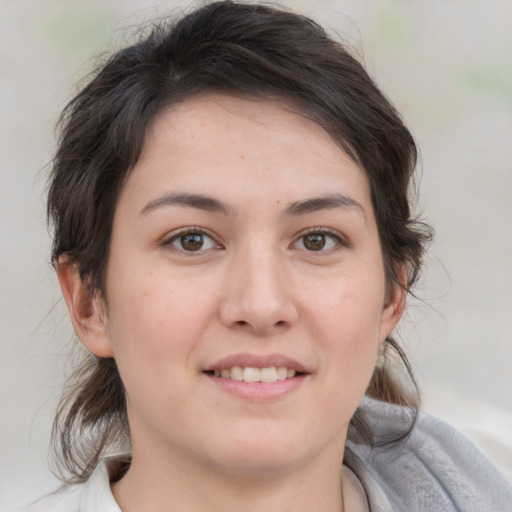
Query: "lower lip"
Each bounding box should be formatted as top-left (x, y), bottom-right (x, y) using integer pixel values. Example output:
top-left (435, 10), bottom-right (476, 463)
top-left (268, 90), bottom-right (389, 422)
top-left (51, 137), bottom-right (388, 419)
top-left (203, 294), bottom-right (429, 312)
top-left (204, 373), bottom-right (308, 400)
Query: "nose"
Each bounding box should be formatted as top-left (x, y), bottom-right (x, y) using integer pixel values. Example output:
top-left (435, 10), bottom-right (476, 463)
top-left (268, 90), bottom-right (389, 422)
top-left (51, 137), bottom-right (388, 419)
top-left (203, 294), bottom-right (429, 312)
top-left (219, 246), bottom-right (298, 335)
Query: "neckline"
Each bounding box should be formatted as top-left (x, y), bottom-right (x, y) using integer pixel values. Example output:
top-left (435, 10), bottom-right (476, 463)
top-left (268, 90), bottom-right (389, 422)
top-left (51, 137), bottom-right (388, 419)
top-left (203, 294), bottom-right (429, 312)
top-left (343, 447), bottom-right (395, 512)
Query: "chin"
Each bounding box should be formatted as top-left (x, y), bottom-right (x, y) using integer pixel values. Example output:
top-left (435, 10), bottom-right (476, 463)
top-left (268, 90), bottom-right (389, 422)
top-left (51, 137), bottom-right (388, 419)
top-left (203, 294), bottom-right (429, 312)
top-left (202, 427), bottom-right (319, 476)
top-left (211, 450), bottom-right (300, 477)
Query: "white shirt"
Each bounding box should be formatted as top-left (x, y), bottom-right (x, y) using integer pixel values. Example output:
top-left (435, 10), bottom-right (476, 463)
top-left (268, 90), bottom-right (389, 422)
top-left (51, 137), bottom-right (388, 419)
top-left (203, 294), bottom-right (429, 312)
top-left (24, 400), bottom-right (512, 512)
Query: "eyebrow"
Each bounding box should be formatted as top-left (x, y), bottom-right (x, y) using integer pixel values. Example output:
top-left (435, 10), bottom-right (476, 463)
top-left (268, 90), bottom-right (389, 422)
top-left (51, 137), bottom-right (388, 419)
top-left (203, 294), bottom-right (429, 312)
top-left (140, 192), bottom-right (234, 216)
top-left (285, 194), bottom-right (366, 219)
top-left (139, 191), bottom-right (365, 220)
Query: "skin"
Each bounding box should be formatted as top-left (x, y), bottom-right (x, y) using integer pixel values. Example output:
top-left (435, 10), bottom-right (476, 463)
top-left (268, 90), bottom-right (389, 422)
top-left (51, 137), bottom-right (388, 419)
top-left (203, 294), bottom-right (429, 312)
top-left (58, 94), bottom-right (405, 512)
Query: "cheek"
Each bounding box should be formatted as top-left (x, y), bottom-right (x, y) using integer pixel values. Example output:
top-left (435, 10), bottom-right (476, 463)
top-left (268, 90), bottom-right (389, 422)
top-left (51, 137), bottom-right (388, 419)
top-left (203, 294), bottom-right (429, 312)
top-left (304, 270), bottom-right (385, 392)
top-left (306, 269), bottom-right (386, 344)
top-left (104, 268), bottom-right (214, 374)
top-left (103, 280), bottom-right (203, 420)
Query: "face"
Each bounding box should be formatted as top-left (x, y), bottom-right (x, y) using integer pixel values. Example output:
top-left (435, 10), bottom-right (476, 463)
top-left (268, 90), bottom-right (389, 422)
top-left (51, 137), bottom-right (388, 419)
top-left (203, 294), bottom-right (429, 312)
top-left (87, 95), bottom-right (403, 475)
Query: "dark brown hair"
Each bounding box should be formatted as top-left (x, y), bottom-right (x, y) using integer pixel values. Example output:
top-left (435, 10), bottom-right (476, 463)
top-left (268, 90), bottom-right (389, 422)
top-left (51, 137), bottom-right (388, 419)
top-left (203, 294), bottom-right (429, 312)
top-left (48, 0), bottom-right (432, 482)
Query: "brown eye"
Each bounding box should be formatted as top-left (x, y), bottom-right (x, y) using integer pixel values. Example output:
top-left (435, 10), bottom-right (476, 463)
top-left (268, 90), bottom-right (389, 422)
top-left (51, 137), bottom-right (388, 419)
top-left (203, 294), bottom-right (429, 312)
top-left (292, 230), bottom-right (343, 253)
top-left (166, 230), bottom-right (220, 253)
top-left (180, 233), bottom-right (204, 251)
top-left (303, 233), bottom-right (326, 251)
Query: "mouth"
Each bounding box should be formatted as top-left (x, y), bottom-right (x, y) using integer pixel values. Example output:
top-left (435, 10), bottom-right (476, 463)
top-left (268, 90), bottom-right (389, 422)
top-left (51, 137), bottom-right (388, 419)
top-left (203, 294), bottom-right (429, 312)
top-left (203, 354), bottom-right (310, 398)
top-left (204, 366), bottom-right (304, 383)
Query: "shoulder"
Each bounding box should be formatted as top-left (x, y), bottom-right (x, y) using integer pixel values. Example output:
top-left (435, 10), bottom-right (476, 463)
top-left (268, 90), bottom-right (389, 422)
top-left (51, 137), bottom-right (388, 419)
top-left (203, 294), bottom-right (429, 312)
top-left (22, 483), bottom-right (85, 512)
top-left (22, 460), bottom-right (122, 512)
top-left (346, 398), bottom-right (512, 512)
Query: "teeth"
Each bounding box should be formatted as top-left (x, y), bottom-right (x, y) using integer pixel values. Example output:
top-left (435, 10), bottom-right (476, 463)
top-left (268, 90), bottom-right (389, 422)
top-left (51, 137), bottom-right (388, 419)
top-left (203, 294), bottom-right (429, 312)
top-left (276, 366), bottom-right (288, 380)
top-left (212, 366), bottom-right (297, 382)
top-left (243, 367), bottom-right (261, 382)
top-left (231, 366), bottom-right (243, 381)
top-left (260, 367), bottom-right (277, 383)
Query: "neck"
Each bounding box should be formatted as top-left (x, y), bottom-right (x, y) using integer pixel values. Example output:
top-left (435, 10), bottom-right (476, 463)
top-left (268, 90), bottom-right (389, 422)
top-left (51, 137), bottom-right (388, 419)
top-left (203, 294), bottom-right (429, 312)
top-left (112, 442), bottom-right (346, 512)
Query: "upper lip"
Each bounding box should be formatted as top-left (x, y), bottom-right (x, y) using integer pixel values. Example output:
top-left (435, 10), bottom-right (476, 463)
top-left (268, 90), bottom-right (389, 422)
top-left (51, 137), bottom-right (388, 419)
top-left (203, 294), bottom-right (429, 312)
top-left (204, 353), bottom-right (310, 374)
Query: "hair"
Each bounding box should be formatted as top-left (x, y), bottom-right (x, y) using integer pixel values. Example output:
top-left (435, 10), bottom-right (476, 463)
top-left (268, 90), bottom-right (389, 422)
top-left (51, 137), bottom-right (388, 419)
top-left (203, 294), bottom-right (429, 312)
top-left (48, 0), bottom-right (432, 483)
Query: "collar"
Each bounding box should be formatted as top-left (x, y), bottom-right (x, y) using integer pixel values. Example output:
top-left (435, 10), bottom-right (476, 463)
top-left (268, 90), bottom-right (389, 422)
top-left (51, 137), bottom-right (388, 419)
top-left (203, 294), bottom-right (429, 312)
top-left (344, 447), bottom-right (395, 512)
top-left (79, 458), bottom-right (122, 512)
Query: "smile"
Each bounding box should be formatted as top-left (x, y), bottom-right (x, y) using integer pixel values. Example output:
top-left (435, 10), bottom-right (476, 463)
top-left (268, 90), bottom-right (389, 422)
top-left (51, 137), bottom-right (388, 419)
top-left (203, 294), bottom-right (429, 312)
top-left (209, 366), bottom-right (298, 383)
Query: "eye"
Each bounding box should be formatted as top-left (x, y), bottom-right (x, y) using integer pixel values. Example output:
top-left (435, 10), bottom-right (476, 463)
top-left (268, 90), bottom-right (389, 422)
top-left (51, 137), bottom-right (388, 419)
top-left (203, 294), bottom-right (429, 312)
top-left (165, 229), bottom-right (221, 253)
top-left (293, 230), bottom-right (344, 252)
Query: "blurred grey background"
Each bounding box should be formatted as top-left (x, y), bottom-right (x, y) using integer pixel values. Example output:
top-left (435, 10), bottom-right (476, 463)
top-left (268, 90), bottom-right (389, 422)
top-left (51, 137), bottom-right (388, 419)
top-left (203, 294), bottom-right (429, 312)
top-left (1, 0), bottom-right (511, 508)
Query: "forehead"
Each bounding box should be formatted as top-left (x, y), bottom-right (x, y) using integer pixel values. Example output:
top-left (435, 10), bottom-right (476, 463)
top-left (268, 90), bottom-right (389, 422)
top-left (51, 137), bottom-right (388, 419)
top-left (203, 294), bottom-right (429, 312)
top-left (120, 94), bottom-right (372, 215)
top-left (146, 94), bottom-right (341, 159)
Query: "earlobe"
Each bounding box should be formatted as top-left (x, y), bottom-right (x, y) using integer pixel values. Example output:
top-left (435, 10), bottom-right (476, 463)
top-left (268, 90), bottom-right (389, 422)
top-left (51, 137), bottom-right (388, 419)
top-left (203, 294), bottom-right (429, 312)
top-left (379, 270), bottom-right (407, 343)
top-left (56, 256), bottom-right (114, 358)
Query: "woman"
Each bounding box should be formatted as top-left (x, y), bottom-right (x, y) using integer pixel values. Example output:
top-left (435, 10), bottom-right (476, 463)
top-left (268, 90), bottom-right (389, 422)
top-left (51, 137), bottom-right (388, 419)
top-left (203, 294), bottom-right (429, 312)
top-left (32, 1), bottom-right (511, 511)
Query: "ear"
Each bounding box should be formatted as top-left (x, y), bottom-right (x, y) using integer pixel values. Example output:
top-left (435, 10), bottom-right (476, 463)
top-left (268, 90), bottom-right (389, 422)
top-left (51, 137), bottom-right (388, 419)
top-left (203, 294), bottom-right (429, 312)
top-left (56, 256), bottom-right (114, 358)
top-left (379, 267), bottom-right (407, 343)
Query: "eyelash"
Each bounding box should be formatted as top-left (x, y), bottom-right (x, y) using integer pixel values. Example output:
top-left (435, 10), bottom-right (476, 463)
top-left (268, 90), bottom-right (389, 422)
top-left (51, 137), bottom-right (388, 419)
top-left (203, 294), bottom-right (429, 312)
top-left (162, 227), bottom-right (222, 254)
top-left (291, 227), bottom-right (348, 253)
top-left (161, 226), bottom-right (348, 255)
